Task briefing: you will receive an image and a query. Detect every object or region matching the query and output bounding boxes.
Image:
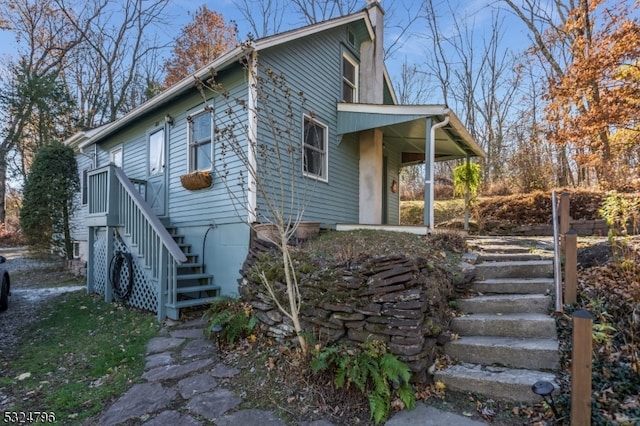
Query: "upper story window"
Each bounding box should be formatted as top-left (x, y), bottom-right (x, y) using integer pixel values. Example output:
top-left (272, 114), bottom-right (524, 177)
top-left (188, 110), bottom-right (212, 172)
top-left (148, 128), bottom-right (165, 176)
top-left (342, 53), bottom-right (358, 103)
top-left (347, 28), bottom-right (356, 47)
top-left (110, 146), bottom-right (123, 167)
top-left (303, 115), bottom-right (328, 181)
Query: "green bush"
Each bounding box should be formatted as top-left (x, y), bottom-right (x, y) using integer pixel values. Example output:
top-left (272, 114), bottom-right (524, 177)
top-left (203, 296), bottom-right (258, 346)
top-left (311, 340), bottom-right (415, 424)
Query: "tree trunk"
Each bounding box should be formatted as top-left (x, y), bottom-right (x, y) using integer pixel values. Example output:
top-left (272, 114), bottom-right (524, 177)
top-left (0, 148), bottom-right (8, 224)
top-left (63, 199), bottom-right (74, 260)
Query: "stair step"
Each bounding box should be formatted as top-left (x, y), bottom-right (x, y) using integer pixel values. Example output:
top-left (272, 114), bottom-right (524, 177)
top-left (451, 313), bottom-right (557, 338)
top-left (167, 296), bottom-right (220, 309)
top-left (479, 253), bottom-right (543, 262)
top-left (176, 284), bottom-right (220, 294)
top-left (475, 260), bottom-right (553, 280)
top-left (445, 336), bottom-right (560, 370)
top-left (473, 278), bottom-right (554, 294)
top-left (471, 244), bottom-right (532, 254)
top-left (457, 294), bottom-right (551, 314)
top-left (176, 273), bottom-right (213, 282)
top-left (434, 363), bottom-right (557, 403)
top-left (177, 262), bottom-right (204, 271)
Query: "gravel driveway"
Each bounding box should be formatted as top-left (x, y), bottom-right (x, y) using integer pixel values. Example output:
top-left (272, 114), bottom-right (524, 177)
top-left (0, 247), bottom-right (84, 354)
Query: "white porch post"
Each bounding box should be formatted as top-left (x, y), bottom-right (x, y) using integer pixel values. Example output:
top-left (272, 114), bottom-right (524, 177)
top-left (359, 128), bottom-right (383, 224)
top-left (424, 118), bottom-right (433, 228)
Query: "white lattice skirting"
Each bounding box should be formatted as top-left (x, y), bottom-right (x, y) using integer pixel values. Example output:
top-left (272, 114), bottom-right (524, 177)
top-left (93, 231), bottom-right (158, 313)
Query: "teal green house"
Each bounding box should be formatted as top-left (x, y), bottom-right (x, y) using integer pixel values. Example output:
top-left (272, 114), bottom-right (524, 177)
top-left (67, 1), bottom-right (484, 320)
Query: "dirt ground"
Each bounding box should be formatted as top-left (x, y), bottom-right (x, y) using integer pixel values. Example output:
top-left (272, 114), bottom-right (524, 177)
top-left (0, 247), bottom-right (84, 357)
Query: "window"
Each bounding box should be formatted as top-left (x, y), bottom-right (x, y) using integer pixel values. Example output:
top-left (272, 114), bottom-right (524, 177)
top-left (347, 28), bottom-right (355, 47)
top-left (149, 128), bottom-right (165, 175)
top-left (303, 116), bottom-right (328, 181)
top-left (342, 54), bottom-right (358, 103)
top-left (110, 146), bottom-right (123, 167)
top-left (81, 169), bottom-right (88, 205)
top-left (188, 110), bottom-right (212, 172)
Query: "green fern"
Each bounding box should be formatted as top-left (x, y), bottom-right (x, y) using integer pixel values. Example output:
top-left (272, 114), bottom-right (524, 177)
top-left (202, 296), bottom-right (257, 346)
top-left (368, 391), bottom-right (389, 425)
top-left (311, 340), bottom-right (416, 424)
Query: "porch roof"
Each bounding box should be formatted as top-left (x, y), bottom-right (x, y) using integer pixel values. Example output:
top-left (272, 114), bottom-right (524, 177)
top-left (336, 103), bottom-right (485, 161)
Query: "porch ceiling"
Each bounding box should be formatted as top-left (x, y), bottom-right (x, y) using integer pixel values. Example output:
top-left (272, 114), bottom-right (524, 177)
top-left (336, 103), bottom-right (485, 162)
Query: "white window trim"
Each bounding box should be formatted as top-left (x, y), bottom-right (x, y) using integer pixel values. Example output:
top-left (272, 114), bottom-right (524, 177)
top-left (342, 53), bottom-right (359, 103)
top-left (302, 114), bottom-right (329, 183)
top-left (110, 145), bottom-right (123, 167)
top-left (148, 126), bottom-right (165, 176)
top-left (187, 108), bottom-right (213, 173)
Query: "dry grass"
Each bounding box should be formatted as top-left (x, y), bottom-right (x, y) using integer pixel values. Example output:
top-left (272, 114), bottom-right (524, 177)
top-left (400, 199), bottom-right (465, 226)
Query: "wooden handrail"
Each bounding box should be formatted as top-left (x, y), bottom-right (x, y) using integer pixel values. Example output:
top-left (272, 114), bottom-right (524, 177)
top-left (552, 190), bottom-right (563, 313)
top-left (111, 166), bottom-right (187, 263)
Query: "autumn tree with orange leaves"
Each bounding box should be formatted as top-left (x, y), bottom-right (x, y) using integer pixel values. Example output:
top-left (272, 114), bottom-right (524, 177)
top-left (164, 5), bottom-right (237, 87)
top-left (507, 0), bottom-right (640, 189)
top-left (546, 0), bottom-right (640, 188)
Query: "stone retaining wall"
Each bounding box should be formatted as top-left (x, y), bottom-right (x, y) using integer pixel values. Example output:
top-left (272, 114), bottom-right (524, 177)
top-left (239, 239), bottom-right (458, 383)
top-left (513, 219), bottom-right (610, 236)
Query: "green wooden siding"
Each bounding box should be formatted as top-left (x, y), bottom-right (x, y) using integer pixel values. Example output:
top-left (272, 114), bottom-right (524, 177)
top-left (255, 22), bottom-right (367, 224)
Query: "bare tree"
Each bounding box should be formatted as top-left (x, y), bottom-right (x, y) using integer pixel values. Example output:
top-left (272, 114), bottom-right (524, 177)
top-left (55, 0), bottom-right (171, 126)
top-left (195, 52), bottom-right (319, 354)
top-left (234, 0), bottom-right (287, 38)
top-left (419, 0), bottom-right (518, 187)
top-left (289, 0), bottom-right (360, 24)
top-left (395, 60), bottom-right (432, 104)
top-left (0, 0), bottom-right (82, 222)
top-left (234, 0), bottom-right (421, 60)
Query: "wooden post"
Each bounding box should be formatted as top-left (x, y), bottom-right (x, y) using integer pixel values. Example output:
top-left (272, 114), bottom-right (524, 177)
top-left (572, 310), bottom-right (593, 426)
top-left (564, 229), bottom-right (578, 304)
top-left (559, 191), bottom-right (570, 253)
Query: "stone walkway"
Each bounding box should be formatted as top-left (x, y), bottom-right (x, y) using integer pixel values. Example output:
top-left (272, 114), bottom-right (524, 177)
top-left (98, 318), bottom-right (486, 426)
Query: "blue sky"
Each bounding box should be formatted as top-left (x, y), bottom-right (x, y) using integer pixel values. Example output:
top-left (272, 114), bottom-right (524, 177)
top-left (0, 0), bottom-right (533, 100)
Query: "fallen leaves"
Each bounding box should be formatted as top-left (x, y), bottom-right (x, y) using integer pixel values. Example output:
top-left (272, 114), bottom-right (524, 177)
top-left (16, 372), bottom-right (31, 381)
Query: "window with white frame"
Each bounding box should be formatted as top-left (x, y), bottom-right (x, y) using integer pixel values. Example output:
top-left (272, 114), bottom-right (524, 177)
top-left (188, 110), bottom-right (212, 172)
top-left (342, 53), bottom-right (358, 103)
top-left (303, 116), bottom-right (328, 181)
top-left (110, 146), bottom-right (123, 167)
top-left (148, 128), bottom-right (165, 175)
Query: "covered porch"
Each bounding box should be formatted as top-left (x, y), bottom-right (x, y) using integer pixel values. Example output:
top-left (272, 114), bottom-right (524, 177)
top-left (337, 103), bottom-right (485, 229)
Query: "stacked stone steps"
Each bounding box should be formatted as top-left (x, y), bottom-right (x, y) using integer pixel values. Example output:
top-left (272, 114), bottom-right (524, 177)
top-left (436, 238), bottom-right (559, 403)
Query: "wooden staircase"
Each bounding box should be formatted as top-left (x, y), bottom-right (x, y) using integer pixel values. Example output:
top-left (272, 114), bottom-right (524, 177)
top-left (435, 237), bottom-right (559, 403)
top-left (164, 226), bottom-right (220, 320)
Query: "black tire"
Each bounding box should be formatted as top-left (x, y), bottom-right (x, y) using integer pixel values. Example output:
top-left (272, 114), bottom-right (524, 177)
top-left (0, 277), bottom-right (8, 312)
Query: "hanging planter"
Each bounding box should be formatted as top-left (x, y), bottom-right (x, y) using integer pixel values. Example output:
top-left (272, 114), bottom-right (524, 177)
top-left (180, 171), bottom-right (212, 190)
